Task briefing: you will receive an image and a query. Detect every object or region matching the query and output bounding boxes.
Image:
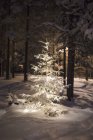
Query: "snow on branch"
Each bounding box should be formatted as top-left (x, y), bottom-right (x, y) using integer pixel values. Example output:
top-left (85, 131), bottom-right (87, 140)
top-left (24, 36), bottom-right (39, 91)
top-left (42, 22), bottom-right (70, 32)
top-left (35, 21), bottom-right (82, 36)
top-left (35, 22), bottom-right (69, 32)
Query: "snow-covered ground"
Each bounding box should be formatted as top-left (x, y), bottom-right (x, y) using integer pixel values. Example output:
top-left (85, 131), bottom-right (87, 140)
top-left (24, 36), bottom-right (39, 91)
top-left (0, 75), bottom-right (93, 140)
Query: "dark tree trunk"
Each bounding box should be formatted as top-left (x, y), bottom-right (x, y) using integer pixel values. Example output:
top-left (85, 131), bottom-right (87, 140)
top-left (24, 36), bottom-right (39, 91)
top-left (6, 0), bottom-right (11, 80)
top-left (66, 10), bottom-right (76, 101)
top-left (85, 67), bottom-right (88, 81)
top-left (0, 26), bottom-right (4, 77)
top-left (24, 5), bottom-right (30, 81)
top-left (24, 41), bottom-right (28, 81)
top-left (67, 45), bottom-right (75, 101)
top-left (0, 61), bottom-right (4, 77)
top-left (1, 61), bottom-right (5, 77)
top-left (11, 40), bottom-right (15, 78)
top-left (63, 46), bottom-right (66, 85)
top-left (0, 63), bottom-right (1, 77)
top-left (6, 37), bottom-right (10, 80)
top-left (2, 43), bottom-right (6, 77)
top-left (0, 49), bottom-right (2, 77)
top-left (0, 60), bottom-right (4, 77)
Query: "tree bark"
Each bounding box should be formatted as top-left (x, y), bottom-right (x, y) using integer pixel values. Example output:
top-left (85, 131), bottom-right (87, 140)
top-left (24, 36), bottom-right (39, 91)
top-left (6, 0), bottom-right (11, 80)
top-left (0, 60), bottom-right (4, 77)
top-left (11, 40), bottom-right (15, 78)
top-left (0, 26), bottom-right (4, 77)
top-left (1, 61), bottom-right (5, 77)
top-left (0, 63), bottom-right (1, 77)
top-left (66, 9), bottom-right (76, 101)
top-left (85, 67), bottom-right (88, 81)
top-left (63, 46), bottom-right (66, 85)
top-left (67, 45), bottom-right (75, 101)
top-left (24, 5), bottom-right (30, 81)
top-left (6, 37), bottom-right (10, 79)
top-left (0, 49), bottom-right (2, 77)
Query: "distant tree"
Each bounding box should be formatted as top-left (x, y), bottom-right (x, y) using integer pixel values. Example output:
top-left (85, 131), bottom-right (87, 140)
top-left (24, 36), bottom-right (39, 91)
top-left (5, 0), bottom-right (11, 80)
top-left (24, 4), bottom-right (30, 81)
top-left (63, 45), bottom-right (66, 85)
top-left (11, 40), bottom-right (15, 78)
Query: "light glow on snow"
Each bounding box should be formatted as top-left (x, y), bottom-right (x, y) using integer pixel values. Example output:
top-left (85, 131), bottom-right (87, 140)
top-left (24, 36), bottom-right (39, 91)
top-left (0, 109), bottom-right (6, 117)
top-left (15, 107), bottom-right (39, 114)
top-left (23, 109), bottom-right (30, 113)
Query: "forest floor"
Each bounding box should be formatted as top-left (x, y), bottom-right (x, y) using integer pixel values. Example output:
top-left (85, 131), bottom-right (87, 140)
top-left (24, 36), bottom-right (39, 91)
top-left (0, 75), bottom-right (93, 140)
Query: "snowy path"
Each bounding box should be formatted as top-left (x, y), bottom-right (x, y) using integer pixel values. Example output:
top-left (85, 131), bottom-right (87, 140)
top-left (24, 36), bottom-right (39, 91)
top-left (0, 76), bottom-right (93, 140)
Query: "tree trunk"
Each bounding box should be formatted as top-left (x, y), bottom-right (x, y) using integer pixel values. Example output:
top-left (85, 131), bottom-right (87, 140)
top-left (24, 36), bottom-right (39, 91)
top-left (0, 62), bottom-right (1, 77)
top-left (1, 61), bottom-right (5, 77)
top-left (6, 0), bottom-right (11, 80)
top-left (0, 50), bottom-right (2, 77)
top-left (0, 26), bottom-right (4, 77)
top-left (63, 46), bottom-right (66, 85)
top-left (11, 40), bottom-right (15, 78)
top-left (85, 67), bottom-right (88, 81)
top-left (24, 5), bottom-right (29, 81)
top-left (0, 60), bottom-right (4, 77)
top-left (6, 37), bottom-right (10, 80)
top-left (66, 10), bottom-right (76, 101)
top-left (67, 45), bottom-right (75, 101)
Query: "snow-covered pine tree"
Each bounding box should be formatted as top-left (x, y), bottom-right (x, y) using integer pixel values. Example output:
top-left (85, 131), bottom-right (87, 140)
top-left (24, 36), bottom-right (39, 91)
top-left (32, 40), bottom-right (54, 76)
top-left (31, 40), bottom-right (65, 103)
